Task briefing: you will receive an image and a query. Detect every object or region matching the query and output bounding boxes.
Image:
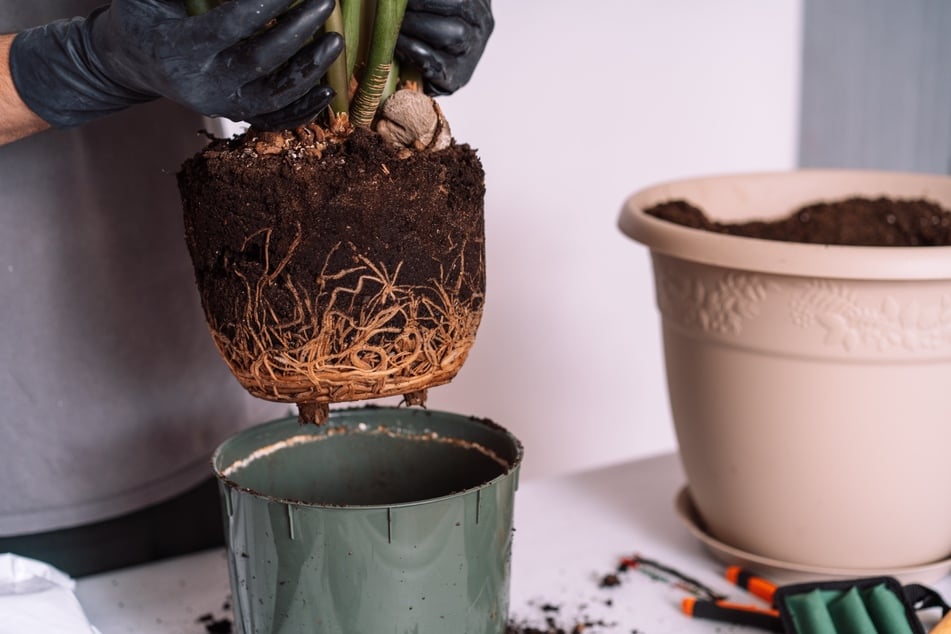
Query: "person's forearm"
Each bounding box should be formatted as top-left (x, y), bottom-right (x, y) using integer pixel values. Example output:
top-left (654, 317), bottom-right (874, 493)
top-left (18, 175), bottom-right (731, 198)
top-left (1, 33), bottom-right (50, 146)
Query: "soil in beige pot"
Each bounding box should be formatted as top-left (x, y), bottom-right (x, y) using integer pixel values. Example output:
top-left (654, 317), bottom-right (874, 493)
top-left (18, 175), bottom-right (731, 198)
top-left (648, 196), bottom-right (951, 246)
top-left (178, 118), bottom-right (485, 424)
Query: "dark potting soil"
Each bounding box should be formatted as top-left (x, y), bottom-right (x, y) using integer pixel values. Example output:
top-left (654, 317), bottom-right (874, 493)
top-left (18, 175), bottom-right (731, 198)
top-left (646, 196), bottom-right (951, 246)
top-left (179, 125), bottom-right (485, 330)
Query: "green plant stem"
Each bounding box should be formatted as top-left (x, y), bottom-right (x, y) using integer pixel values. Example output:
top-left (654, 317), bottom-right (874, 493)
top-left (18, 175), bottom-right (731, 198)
top-left (325, 2), bottom-right (350, 115)
top-left (349, 0), bottom-right (408, 127)
top-left (186, 0), bottom-right (410, 129)
top-left (341, 0), bottom-right (364, 81)
top-left (381, 59), bottom-right (400, 103)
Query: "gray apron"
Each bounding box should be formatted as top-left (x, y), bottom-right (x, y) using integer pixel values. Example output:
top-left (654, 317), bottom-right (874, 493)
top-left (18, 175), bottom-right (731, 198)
top-left (0, 2), bottom-right (283, 536)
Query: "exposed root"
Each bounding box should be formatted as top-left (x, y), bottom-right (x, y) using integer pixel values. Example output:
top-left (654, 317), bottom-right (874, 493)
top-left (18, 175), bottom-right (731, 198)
top-left (401, 389), bottom-right (428, 408)
top-left (193, 108), bottom-right (479, 416)
top-left (297, 401), bottom-right (330, 425)
top-left (244, 114), bottom-right (353, 159)
top-left (243, 92), bottom-right (446, 161)
top-left (206, 236), bottom-right (483, 414)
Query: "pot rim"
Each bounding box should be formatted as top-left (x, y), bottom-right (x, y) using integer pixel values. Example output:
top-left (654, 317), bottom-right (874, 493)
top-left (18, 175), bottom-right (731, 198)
top-left (211, 406), bottom-right (524, 511)
top-left (618, 168), bottom-right (951, 280)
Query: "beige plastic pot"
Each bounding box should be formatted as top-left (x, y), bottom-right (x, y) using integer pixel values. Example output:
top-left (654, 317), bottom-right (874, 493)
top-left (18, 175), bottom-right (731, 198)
top-left (619, 170), bottom-right (951, 571)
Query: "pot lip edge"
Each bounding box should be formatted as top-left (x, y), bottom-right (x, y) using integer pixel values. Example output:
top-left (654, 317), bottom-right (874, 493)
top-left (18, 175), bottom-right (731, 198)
top-left (210, 406), bottom-right (524, 511)
top-left (617, 168), bottom-right (951, 281)
top-left (213, 461), bottom-right (523, 512)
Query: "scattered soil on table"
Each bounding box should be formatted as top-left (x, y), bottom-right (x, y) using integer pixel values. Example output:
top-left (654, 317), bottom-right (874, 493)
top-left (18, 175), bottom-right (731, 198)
top-left (506, 613), bottom-right (619, 634)
top-left (505, 612), bottom-right (636, 633)
top-left (505, 553), bottom-right (727, 633)
top-left (646, 196), bottom-right (951, 246)
top-left (506, 591), bottom-right (619, 633)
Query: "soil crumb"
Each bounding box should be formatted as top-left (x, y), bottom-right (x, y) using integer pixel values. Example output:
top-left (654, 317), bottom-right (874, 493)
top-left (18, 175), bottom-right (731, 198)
top-left (599, 573), bottom-right (621, 588)
top-left (197, 614), bottom-right (232, 633)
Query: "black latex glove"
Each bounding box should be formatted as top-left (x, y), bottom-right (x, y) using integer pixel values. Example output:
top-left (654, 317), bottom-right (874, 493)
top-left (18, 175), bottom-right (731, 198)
top-left (396, 0), bottom-right (494, 96)
top-left (9, 0), bottom-right (344, 130)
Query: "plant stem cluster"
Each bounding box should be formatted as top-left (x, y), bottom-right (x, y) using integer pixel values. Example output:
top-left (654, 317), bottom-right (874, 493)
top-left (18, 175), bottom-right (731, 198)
top-left (185, 0), bottom-right (409, 128)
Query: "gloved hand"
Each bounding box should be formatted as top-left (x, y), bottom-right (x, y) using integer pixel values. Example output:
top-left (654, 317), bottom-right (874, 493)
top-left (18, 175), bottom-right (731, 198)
top-left (396, 0), bottom-right (494, 96)
top-left (9, 0), bottom-right (344, 130)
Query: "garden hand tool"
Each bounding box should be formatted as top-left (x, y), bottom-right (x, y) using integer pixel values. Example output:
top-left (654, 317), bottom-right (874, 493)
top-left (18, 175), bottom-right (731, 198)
top-left (683, 566), bottom-right (951, 634)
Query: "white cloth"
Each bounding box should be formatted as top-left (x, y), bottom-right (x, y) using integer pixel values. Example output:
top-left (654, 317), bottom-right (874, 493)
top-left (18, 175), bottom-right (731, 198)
top-left (0, 3), bottom-right (284, 536)
top-left (0, 554), bottom-right (99, 633)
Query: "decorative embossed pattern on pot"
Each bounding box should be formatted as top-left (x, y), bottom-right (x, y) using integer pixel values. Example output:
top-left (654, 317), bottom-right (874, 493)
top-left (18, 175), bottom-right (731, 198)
top-left (654, 255), bottom-right (951, 361)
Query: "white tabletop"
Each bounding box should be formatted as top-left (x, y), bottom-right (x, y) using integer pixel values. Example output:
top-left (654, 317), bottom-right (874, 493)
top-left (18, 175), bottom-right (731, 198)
top-left (75, 452), bottom-right (951, 633)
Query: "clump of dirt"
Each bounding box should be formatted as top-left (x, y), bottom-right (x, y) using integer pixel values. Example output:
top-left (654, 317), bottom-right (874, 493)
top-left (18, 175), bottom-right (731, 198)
top-left (598, 573), bottom-right (621, 588)
top-left (647, 197), bottom-right (951, 246)
top-left (197, 612), bottom-right (232, 633)
top-left (178, 123), bottom-right (485, 423)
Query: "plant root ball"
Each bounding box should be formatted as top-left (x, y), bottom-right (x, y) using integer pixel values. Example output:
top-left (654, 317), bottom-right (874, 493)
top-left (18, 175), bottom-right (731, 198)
top-left (178, 126), bottom-right (486, 423)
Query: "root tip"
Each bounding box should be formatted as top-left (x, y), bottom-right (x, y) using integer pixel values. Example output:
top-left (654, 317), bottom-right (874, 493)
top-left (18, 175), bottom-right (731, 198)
top-left (401, 389), bottom-right (428, 408)
top-left (297, 401), bottom-right (330, 425)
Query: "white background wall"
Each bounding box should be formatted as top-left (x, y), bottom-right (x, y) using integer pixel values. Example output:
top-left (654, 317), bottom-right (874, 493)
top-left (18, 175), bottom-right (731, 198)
top-left (227, 1), bottom-right (806, 480)
top-left (419, 0), bottom-right (804, 479)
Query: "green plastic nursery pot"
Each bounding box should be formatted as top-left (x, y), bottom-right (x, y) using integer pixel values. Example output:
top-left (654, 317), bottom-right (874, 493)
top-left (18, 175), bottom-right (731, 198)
top-left (212, 406), bottom-right (523, 634)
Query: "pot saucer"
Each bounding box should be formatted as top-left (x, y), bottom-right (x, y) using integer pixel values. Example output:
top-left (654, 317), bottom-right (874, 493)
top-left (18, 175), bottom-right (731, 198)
top-left (674, 486), bottom-right (951, 585)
